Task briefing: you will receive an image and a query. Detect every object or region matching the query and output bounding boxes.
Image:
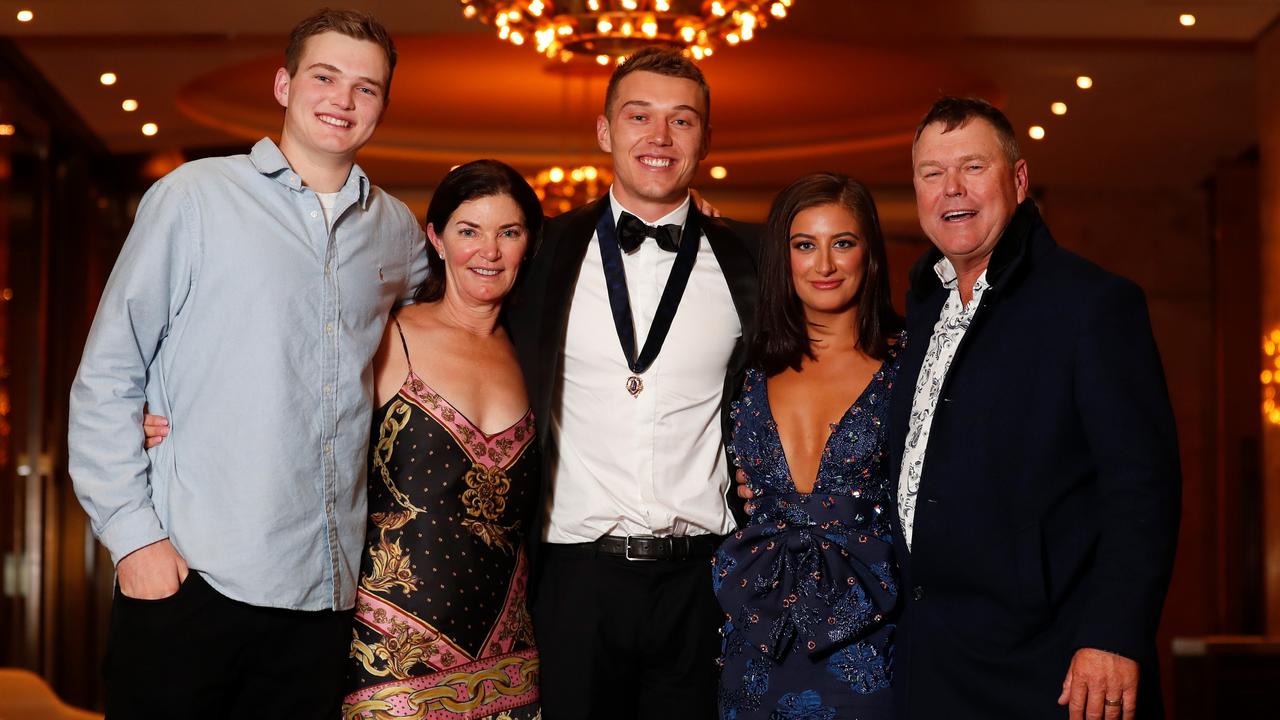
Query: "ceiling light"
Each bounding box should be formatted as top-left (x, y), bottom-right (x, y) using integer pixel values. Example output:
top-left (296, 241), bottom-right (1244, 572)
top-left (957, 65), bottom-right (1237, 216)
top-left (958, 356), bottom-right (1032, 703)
top-left (1075, 75), bottom-right (1093, 90)
top-left (1050, 102), bottom-right (1067, 116)
top-left (0, 124), bottom-right (15, 136)
top-left (1028, 125), bottom-right (1045, 140)
top-left (460, 0), bottom-right (793, 65)
top-left (1179, 14), bottom-right (1196, 27)
top-left (16, 10), bottom-right (34, 22)
top-left (141, 123), bottom-right (158, 137)
top-left (121, 99), bottom-right (139, 112)
top-left (100, 72), bottom-right (118, 86)
top-left (528, 164), bottom-right (613, 216)
top-left (709, 165), bottom-right (728, 179)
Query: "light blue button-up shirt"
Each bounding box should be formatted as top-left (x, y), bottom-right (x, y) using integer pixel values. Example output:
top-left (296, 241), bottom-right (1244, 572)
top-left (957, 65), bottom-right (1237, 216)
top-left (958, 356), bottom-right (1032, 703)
top-left (69, 138), bottom-right (428, 611)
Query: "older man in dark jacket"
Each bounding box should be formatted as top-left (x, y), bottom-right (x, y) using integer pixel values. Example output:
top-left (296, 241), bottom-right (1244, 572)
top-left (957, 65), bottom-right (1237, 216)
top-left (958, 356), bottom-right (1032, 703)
top-left (888, 97), bottom-right (1181, 720)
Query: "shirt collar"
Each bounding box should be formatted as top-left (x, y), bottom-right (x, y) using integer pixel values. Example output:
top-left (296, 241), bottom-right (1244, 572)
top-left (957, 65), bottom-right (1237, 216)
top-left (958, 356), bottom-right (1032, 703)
top-left (932, 255), bottom-right (990, 293)
top-left (608, 186), bottom-right (690, 228)
top-left (248, 137), bottom-right (371, 209)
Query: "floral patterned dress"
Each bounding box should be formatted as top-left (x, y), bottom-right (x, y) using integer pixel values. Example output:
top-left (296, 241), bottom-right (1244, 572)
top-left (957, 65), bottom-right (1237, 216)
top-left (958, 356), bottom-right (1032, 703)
top-left (343, 324), bottom-right (540, 720)
top-left (713, 342), bottom-right (902, 720)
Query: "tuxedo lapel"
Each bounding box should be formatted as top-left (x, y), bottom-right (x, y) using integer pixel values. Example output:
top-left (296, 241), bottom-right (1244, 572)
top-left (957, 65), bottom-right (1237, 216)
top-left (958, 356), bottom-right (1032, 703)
top-left (531, 200), bottom-right (601, 441)
top-left (702, 213), bottom-right (757, 351)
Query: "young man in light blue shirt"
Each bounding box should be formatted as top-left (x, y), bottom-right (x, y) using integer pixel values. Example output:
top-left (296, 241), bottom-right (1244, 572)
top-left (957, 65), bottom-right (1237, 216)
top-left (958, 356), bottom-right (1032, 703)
top-left (68, 9), bottom-right (425, 717)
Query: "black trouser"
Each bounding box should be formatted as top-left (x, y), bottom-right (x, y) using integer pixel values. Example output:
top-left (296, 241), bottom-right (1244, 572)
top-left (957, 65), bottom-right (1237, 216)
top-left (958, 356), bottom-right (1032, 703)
top-left (532, 542), bottom-right (723, 720)
top-left (104, 571), bottom-right (352, 719)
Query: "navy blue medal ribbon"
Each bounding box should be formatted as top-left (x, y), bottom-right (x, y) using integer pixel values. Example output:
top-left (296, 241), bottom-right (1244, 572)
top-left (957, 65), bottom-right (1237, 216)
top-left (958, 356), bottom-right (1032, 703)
top-left (595, 199), bottom-right (701, 397)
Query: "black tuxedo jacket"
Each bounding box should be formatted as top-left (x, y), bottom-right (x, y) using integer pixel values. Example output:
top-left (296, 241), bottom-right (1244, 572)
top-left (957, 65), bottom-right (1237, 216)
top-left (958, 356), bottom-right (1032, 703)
top-left (505, 198), bottom-right (759, 562)
top-left (887, 199), bottom-right (1181, 719)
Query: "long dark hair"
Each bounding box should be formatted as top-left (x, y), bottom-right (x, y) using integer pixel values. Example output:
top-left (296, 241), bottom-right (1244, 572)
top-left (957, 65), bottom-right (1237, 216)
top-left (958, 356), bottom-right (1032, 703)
top-left (416, 159), bottom-right (543, 303)
top-left (751, 172), bottom-right (902, 375)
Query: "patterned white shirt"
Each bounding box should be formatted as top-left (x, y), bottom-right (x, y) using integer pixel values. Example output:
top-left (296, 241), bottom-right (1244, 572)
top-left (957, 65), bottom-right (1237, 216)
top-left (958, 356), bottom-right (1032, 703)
top-left (897, 257), bottom-right (990, 550)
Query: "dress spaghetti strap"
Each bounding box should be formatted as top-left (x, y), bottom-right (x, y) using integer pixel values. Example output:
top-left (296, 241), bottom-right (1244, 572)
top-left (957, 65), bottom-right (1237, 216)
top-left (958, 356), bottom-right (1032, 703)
top-left (391, 315), bottom-right (414, 373)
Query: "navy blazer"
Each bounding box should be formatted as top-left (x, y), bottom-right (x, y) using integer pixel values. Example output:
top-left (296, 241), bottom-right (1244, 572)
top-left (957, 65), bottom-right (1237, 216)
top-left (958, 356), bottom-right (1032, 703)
top-left (887, 200), bottom-right (1181, 719)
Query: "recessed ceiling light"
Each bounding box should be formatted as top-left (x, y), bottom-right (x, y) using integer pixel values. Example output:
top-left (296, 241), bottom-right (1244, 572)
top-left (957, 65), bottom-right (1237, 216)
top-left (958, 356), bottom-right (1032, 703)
top-left (1028, 125), bottom-right (1046, 140)
top-left (1051, 102), bottom-right (1067, 116)
top-left (141, 122), bottom-right (158, 137)
top-left (100, 72), bottom-right (118, 86)
top-left (710, 166), bottom-right (728, 180)
top-left (0, 124), bottom-right (15, 136)
top-left (1179, 14), bottom-right (1196, 27)
top-left (121, 99), bottom-right (139, 112)
top-left (1075, 75), bottom-right (1093, 90)
top-left (16, 10), bottom-right (34, 22)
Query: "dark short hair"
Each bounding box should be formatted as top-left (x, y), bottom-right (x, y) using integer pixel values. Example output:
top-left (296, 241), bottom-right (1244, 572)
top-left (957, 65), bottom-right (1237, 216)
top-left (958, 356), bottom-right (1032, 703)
top-left (285, 8), bottom-right (397, 99)
top-left (416, 160), bottom-right (544, 303)
top-left (912, 96), bottom-right (1020, 164)
top-left (604, 46), bottom-right (711, 127)
top-left (751, 172), bottom-right (902, 375)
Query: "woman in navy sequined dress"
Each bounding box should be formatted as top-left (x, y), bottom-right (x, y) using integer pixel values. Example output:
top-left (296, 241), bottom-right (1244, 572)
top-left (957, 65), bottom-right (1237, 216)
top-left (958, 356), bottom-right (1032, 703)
top-left (714, 173), bottom-right (903, 720)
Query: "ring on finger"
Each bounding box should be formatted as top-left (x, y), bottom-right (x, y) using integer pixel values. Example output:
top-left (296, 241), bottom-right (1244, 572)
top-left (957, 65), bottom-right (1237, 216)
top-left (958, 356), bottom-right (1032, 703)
top-left (1104, 698), bottom-right (1122, 707)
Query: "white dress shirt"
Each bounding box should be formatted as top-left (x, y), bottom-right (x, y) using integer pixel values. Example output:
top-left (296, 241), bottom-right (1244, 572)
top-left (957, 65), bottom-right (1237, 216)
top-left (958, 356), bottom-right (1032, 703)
top-left (544, 188), bottom-right (742, 543)
top-left (897, 257), bottom-right (990, 550)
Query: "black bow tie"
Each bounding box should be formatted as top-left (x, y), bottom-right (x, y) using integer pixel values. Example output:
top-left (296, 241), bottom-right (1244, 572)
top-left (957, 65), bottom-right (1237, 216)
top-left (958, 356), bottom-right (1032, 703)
top-left (616, 211), bottom-right (682, 254)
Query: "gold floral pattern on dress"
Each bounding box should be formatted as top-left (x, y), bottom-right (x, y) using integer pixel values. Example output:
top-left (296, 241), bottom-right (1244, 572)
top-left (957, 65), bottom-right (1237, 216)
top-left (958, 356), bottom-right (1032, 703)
top-left (361, 477), bottom-right (421, 596)
top-left (495, 593), bottom-right (536, 648)
top-left (349, 618), bottom-right (439, 680)
top-left (460, 463), bottom-right (519, 554)
top-left (361, 531), bottom-right (419, 596)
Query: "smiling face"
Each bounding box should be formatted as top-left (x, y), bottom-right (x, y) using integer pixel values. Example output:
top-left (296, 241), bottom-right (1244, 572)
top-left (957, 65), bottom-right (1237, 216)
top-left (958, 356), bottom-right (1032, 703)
top-left (788, 203), bottom-right (867, 319)
top-left (427, 193), bottom-right (530, 309)
top-left (912, 118), bottom-right (1028, 274)
top-left (596, 70), bottom-right (709, 221)
top-left (274, 31), bottom-right (389, 168)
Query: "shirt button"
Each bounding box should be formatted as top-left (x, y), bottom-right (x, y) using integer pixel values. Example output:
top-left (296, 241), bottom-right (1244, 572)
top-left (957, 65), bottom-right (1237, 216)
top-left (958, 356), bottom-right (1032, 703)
top-left (323, 384), bottom-right (333, 396)
top-left (325, 323), bottom-right (334, 335)
top-left (324, 443), bottom-right (333, 455)
top-left (912, 585), bottom-right (926, 601)
top-left (311, 210), bottom-right (319, 218)
top-left (326, 502), bottom-right (334, 515)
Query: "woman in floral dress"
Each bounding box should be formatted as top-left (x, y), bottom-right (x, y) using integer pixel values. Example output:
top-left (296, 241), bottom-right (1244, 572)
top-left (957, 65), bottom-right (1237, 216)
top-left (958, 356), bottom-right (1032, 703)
top-left (715, 173), bottom-right (903, 720)
top-left (342, 160), bottom-right (542, 720)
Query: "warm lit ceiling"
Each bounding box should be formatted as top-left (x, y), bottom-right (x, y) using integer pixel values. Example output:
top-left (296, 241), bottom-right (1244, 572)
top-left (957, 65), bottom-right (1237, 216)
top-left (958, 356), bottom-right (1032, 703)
top-left (5, 0), bottom-right (1278, 219)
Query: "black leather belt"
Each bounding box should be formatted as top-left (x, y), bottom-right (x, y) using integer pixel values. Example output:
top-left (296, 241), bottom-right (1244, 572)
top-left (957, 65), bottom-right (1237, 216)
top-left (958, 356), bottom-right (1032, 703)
top-left (593, 534), bottom-right (723, 561)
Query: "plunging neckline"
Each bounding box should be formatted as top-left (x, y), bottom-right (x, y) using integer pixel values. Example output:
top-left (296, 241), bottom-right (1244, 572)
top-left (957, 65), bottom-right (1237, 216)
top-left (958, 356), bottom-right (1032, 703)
top-left (391, 370), bottom-right (532, 440)
top-left (762, 360), bottom-right (886, 496)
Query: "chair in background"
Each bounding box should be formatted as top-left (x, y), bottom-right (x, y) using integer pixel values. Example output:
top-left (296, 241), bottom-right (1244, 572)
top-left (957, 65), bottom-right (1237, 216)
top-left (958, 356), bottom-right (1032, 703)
top-left (0, 668), bottom-right (103, 720)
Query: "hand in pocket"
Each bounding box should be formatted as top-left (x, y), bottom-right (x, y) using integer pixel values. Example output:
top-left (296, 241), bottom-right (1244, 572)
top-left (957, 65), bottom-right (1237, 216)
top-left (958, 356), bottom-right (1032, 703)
top-left (117, 538), bottom-right (189, 600)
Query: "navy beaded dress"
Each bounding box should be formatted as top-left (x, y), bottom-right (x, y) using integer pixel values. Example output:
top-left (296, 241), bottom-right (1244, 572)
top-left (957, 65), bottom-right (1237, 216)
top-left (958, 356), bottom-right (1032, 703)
top-left (713, 341), bottom-right (902, 720)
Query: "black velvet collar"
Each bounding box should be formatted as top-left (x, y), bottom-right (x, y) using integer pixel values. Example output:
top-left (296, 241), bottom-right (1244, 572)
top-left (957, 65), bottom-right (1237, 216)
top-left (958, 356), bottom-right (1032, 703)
top-left (907, 198), bottom-right (1047, 301)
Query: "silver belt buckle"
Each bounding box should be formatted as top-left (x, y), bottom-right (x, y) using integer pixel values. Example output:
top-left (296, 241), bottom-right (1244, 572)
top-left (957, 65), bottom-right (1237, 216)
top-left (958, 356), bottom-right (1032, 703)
top-left (624, 534), bottom-right (659, 561)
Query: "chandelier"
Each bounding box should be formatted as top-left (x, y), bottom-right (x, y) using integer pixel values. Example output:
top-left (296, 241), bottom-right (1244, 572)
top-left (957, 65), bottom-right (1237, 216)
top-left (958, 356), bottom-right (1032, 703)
top-left (529, 164), bottom-right (613, 215)
top-left (460, 1), bottom-right (794, 65)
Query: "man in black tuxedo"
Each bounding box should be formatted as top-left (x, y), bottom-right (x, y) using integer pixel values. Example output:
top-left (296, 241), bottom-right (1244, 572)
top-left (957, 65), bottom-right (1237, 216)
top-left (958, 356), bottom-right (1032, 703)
top-left (888, 97), bottom-right (1181, 720)
top-left (506, 48), bottom-right (756, 720)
